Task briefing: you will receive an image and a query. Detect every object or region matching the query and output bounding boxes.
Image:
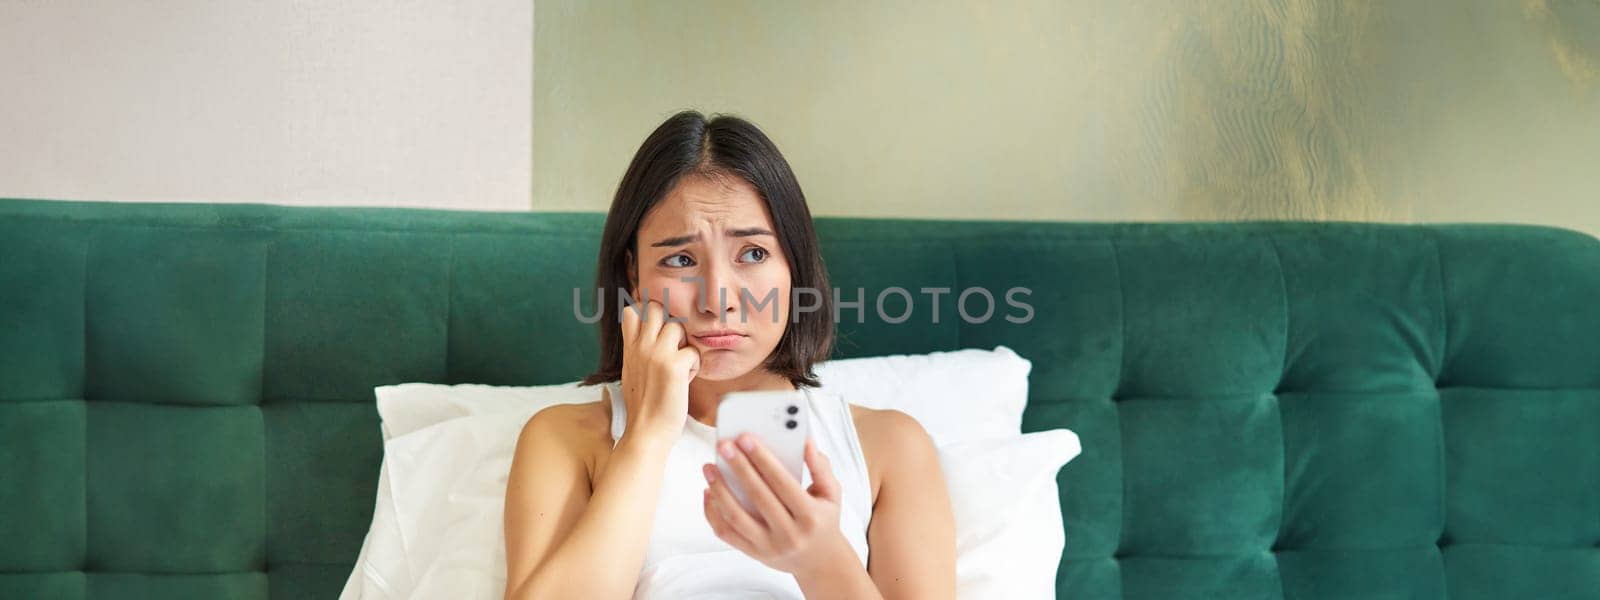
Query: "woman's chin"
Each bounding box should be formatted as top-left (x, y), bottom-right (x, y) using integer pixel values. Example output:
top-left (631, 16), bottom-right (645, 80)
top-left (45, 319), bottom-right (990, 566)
top-left (690, 353), bottom-right (758, 382)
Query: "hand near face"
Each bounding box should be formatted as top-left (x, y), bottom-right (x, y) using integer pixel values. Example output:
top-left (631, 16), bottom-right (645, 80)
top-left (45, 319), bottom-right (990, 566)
top-left (618, 299), bottom-right (702, 444)
top-left (701, 434), bottom-right (855, 576)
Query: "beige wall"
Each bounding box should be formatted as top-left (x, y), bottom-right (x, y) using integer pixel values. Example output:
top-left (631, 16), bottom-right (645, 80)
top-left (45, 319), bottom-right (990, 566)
top-left (534, 0), bottom-right (1600, 238)
top-left (1, 1), bottom-right (531, 210)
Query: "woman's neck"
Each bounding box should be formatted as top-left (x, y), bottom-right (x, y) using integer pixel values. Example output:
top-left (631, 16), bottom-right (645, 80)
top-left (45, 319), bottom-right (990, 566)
top-left (686, 369), bottom-right (797, 429)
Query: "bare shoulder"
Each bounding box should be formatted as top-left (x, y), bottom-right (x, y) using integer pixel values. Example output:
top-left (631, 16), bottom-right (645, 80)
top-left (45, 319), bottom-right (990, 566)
top-left (847, 405), bottom-right (939, 506)
top-left (521, 399), bottom-right (612, 439)
top-left (848, 404), bottom-right (930, 444)
top-left (514, 393), bottom-right (615, 479)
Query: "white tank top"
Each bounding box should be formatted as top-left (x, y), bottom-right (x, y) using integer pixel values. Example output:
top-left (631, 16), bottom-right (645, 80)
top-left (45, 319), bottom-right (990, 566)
top-left (603, 380), bottom-right (874, 599)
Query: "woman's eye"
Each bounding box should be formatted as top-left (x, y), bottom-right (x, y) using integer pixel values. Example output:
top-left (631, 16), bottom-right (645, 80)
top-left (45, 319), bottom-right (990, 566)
top-left (739, 247), bottom-right (769, 263)
top-left (660, 254), bottom-right (694, 268)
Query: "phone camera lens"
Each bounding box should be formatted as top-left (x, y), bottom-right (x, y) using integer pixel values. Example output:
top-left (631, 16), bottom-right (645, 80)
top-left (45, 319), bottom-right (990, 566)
top-left (786, 405), bottom-right (798, 415)
top-left (785, 420), bottom-right (798, 429)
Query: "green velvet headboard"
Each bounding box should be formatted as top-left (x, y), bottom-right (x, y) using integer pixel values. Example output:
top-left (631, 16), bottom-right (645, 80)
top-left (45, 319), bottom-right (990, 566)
top-left (3, 197), bottom-right (1598, 599)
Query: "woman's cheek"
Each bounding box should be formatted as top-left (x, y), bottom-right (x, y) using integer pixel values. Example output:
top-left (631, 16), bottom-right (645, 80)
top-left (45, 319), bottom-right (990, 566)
top-left (668, 283), bottom-right (701, 317)
top-left (753, 274), bottom-right (791, 341)
top-left (637, 278), bottom-right (693, 316)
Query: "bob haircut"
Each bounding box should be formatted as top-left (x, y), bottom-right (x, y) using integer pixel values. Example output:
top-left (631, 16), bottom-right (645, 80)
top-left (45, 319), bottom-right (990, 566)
top-left (580, 110), bottom-right (834, 388)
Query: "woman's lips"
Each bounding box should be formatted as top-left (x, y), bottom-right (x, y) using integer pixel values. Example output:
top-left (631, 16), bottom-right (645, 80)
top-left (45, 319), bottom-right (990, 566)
top-left (692, 332), bottom-right (746, 349)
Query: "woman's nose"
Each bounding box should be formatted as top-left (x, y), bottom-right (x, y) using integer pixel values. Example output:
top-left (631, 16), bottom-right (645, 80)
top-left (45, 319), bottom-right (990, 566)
top-left (698, 266), bottom-right (741, 317)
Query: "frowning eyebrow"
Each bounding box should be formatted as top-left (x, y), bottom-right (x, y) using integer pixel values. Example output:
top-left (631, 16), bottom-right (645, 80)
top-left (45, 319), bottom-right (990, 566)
top-left (649, 227), bottom-right (774, 248)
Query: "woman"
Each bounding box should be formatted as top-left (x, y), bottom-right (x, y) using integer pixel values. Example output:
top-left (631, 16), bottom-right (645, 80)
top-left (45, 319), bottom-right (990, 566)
top-left (503, 111), bottom-right (956, 599)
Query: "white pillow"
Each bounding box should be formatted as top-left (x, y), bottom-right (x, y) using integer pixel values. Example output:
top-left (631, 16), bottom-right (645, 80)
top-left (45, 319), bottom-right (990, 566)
top-left (815, 345), bottom-right (1031, 445)
top-left (344, 386), bottom-right (585, 598)
top-left (341, 411), bottom-right (1079, 599)
top-left (343, 413), bottom-right (529, 599)
top-left (940, 429), bottom-right (1081, 599)
top-left (374, 380), bottom-right (594, 441)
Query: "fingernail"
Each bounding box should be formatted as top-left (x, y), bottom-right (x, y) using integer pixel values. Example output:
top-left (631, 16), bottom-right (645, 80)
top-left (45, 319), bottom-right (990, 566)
top-left (718, 441), bottom-right (736, 459)
top-left (702, 464), bottom-right (717, 482)
top-left (737, 435), bottom-right (755, 452)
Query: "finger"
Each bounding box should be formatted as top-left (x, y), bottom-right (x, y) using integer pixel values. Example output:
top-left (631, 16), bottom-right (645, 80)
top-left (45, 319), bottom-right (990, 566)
top-left (704, 464), bottom-right (770, 549)
top-left (620, 296), bottom-right (640, 344)
top-left (721, 437), bottom-right (798, 537)
top-left (639, 299), bottom-right (665, 345)
top-left (658, 318), bottom-right (686, 351)
top-left (805, 438), bottom-right (840, 502)
top-left (703, 486), bottom-right (761, 555)
top-left (739, 432), bottom-right (812, 512)
top-left (676, 346), bottom-right (701, 380)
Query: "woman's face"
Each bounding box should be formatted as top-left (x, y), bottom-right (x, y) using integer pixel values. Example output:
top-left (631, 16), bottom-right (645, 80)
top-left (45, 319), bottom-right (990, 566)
top-left (630, 173), bottom-right (792, 381)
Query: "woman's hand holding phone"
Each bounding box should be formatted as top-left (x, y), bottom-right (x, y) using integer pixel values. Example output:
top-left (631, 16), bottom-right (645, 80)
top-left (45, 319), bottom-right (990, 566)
top-left (701, 434), bottom-right (855, 579)
top-left (618, 299), bottom-right (701, 446)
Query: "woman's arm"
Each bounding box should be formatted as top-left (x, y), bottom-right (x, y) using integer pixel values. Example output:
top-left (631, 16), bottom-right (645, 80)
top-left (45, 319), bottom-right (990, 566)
top-left (505, 300), bottom-right (698, 599)
top-left (502, 398), bottom-right (675, 600)
top-left (856, 408), bottom-right (957, 599)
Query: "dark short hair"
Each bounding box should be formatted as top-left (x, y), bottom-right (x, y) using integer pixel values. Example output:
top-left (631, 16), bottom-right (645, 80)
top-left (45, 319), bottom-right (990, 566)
top-left (580, 110), bottom-right (833, 388)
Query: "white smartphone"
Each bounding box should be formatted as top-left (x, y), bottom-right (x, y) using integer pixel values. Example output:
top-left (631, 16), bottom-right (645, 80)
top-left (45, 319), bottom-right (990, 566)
top-left (715, 390), bottom-right (810, 515)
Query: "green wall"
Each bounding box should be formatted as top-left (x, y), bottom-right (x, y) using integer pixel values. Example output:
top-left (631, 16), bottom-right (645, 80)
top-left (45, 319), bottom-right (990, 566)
top-left (534, 0), bottom-right (1600, 235)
